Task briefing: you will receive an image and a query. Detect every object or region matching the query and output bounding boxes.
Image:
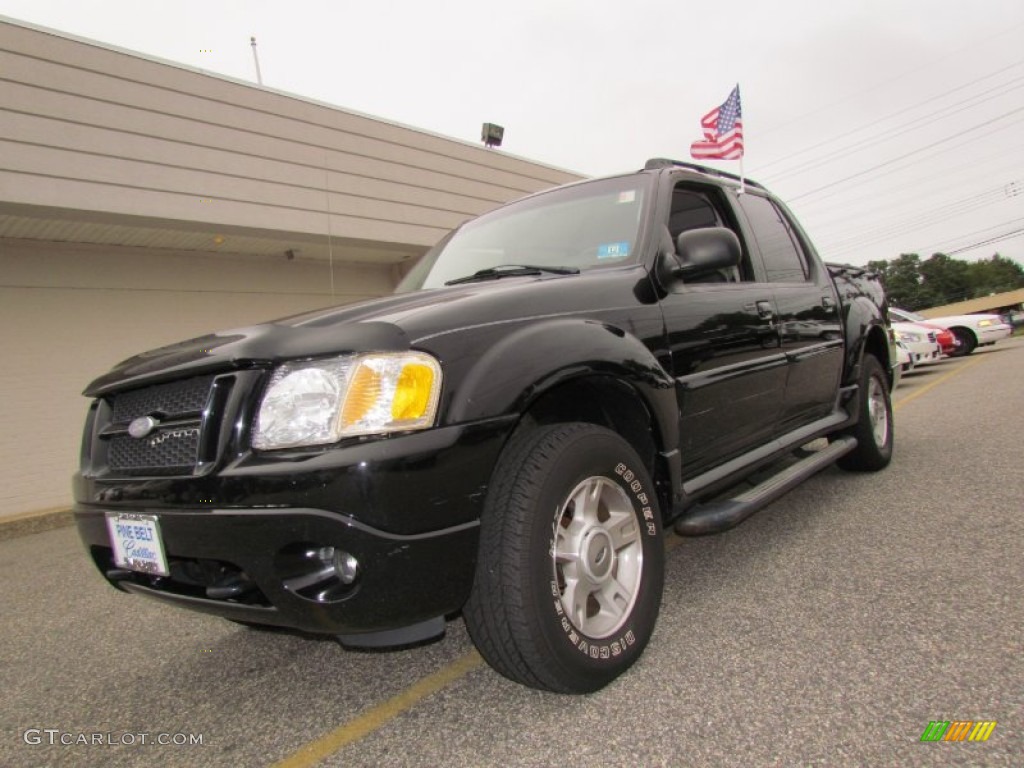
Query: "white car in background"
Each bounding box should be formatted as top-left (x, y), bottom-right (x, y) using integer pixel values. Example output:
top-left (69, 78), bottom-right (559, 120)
top-left (892, 339), bottom-right (913, 387)
top-left (891, 321), bottom-right (943, 368)
top-left (890, 308), bottom-right (1012, 357)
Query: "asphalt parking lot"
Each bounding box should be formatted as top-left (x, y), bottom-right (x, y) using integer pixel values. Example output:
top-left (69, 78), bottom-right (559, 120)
top-left (2, 339), bottom-right (1021, 768)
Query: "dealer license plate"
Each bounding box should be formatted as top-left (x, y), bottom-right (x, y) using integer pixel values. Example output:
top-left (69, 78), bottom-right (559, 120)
top-left (105, 513), bottom-right (169, 576)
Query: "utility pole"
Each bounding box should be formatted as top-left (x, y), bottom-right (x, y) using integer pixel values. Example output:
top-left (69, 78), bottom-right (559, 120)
top-left (250, 36), bottom-right (263, 85)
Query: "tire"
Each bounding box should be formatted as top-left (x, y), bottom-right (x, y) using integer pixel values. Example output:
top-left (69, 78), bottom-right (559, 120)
top-left (836, 355), bottom-right (894, 472)
top-left (949, 327), bottom-right (976, 357)
top-left (464, 423), bottom-right (664, 694)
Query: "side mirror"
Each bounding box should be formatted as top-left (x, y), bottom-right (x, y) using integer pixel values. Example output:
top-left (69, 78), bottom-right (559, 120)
top-left (675, 227), bottom-right (742, 275)
top-left (656, 227), bottom-right (742, 288)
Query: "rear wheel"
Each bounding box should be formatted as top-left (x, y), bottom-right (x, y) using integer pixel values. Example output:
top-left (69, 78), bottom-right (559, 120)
top-left (464, 423), bottom-right (664, 693)
top-left (836, 354), bottom-right (893, 472)
top-left (949, 327), bottom-right (976, 357)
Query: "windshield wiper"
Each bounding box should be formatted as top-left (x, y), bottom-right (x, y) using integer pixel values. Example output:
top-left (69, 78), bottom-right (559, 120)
top-left (444, 264), bottom-right (580, 286)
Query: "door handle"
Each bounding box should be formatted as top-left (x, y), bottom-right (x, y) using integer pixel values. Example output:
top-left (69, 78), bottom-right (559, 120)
top-left (755, 300), bottom-right (774, 319)
top-left (822, 296), bottom-right (835, 310)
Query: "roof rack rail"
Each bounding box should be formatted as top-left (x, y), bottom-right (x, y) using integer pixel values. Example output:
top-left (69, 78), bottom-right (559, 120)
top-left (643, 158), bottom-right (765, 190)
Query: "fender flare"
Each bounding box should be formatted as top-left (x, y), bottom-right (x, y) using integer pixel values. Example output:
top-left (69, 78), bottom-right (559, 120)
top-left (841, 296), bottom-right (891, 386)
top-left (445, 317), bottom-right (679, 455)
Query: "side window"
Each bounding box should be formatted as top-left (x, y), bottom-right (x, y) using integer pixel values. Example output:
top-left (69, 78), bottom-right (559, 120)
top-left (668, 184), bottom-right (750, 282)
top-left (738, 194), bottom-right (809, 283)
top-left (669, 189), bottom-right (720, 239)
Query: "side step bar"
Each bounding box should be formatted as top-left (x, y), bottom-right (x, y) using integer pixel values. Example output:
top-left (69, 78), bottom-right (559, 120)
top-left (674, 436), bottom-right (857, 536)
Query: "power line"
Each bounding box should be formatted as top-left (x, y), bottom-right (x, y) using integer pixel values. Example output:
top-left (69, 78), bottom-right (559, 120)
top-left (824, 198), bottom-right (1022, 258)
top-left (914, 219), bottom-right (1024, 255)
top-left (762, 76), bottom-right (1024, 183)
top-left (812, 183), bottom-right (1023, 261)
top-left (787, 108), bottom-right (1024, 201)
top-left (794, 148), bottom-right (1012, 216)
top-left (948, 229), bottom-right (1024, 256)
top-left (756, 19), bottom-right (1024, 140)
top-left (821, 185), bottom-right (1016, 249)
top-left (755, 62), bottom-right (1024, 174)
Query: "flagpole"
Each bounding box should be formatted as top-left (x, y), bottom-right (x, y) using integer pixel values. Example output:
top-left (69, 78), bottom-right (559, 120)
top-left (250, 36), bottom-right (263, 85)
top-left (738, 82), bottom-right (745, 194)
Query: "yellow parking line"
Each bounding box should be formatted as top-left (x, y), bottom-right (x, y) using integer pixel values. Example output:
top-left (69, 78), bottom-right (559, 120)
top-left (272, 651), bottom-right (483, 768)
top-left (273, 535), bottom-right (690, 766)
top-left (893, 355), bottom-right (987, 411)
top-left (271, 351), bottom-right (991, 766)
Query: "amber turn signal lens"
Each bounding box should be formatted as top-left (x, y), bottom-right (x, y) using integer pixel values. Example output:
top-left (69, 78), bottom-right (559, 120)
top-left (341, 364), bottom-right (382, 427)
top-left (392, 363), bottom-right (436, 421)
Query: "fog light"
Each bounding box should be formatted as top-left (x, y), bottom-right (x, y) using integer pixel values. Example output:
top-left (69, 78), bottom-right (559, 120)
top-left (335, 551), bottom-right (359, 584)
top-left (278, 543), bottom-right (360, 603)
top-left (313, 546), bottom-right (359, 584)
top-left (315, 546), bottom-right (336, 562)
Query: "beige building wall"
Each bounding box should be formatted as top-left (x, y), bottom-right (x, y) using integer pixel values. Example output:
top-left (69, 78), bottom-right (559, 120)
top-left (0, 17), bottom-right (584, 519)
top-left (0, 239), bottom-right (393, 518)
top-left (0, 18), bottom-right (579, 259)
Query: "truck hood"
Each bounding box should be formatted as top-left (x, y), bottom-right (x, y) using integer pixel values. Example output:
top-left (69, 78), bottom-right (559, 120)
top-left (84, 268), bottom-right (654, 396)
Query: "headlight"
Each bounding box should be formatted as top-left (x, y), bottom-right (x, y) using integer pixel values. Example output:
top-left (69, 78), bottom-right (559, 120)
top-left (898, 331), bottom-right (922, 343)
top-left (252, 352), bottom-right (442, 450)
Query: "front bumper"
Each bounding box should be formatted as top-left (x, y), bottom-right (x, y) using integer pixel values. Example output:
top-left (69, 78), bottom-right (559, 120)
top-left (977, 324), bottom-right (1012, 345)
top-left (906, 342), bottom-right (943, 366)
top-left (73, 418), bottom-right (515, 640)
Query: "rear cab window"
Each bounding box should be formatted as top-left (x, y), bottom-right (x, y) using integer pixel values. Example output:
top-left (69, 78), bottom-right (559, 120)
top-left (737, 193), bottom-right (810, 283)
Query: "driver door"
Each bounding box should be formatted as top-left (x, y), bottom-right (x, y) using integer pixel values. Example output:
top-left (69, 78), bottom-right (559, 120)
top-left (657, 183), bottom-right (787, 476)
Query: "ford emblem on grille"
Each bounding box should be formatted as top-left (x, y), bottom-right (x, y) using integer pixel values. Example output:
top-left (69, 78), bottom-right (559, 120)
top-left (128, 416), bottom-right (159, 439)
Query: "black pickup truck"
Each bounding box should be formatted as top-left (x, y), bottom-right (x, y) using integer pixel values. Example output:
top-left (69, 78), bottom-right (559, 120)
top-left (74, 159), bottom-right (894, 693)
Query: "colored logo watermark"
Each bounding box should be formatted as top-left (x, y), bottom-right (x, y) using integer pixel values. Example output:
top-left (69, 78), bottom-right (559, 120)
top-left (920, 721), bottom-right (996, 742)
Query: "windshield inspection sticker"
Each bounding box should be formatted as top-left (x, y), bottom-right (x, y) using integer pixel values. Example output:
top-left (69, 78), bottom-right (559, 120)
top-left (597, 242), bottom-right (630, 260)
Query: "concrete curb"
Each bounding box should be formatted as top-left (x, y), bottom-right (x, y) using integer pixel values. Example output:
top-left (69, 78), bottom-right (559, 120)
top-left (0, 508), bottom-right (74, 541)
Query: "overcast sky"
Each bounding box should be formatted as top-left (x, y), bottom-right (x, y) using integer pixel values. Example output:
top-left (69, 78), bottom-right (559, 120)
top-left (2, 0), bottom-right (1022, 267)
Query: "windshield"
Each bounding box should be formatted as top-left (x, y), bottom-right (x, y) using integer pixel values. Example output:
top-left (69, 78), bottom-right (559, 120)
top-left (397, 175), bottom-right (650, 291)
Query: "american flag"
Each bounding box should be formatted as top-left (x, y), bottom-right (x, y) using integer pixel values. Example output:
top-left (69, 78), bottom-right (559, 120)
top-left (690, 85), bottom-right (744, 160)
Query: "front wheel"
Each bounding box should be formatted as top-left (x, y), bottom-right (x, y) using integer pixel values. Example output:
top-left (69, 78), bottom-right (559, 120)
top-left (464, 423), bottom-right (664, 693)
top-left (949, 327), bottom-right (976, 357)
top-left (836, 354), bottom-right (894, 472)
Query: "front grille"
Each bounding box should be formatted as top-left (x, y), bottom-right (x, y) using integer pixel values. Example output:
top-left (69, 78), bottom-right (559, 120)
top-left (102, 376), bottom-right (216, 476)
top-left (108, 427), bottom-right (202, 475)
top-left (82, 370), bottom-right (262, 479)
top-left (110, 376), bottom-right (213, 423)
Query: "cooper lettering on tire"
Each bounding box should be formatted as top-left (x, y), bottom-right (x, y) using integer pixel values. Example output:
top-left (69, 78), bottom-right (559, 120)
top-left (464, 422), bottom-right (664, 693)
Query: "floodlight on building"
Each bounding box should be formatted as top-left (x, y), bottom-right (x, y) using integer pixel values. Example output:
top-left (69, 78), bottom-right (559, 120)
top-left (481, 123), bottom-right (504, 148)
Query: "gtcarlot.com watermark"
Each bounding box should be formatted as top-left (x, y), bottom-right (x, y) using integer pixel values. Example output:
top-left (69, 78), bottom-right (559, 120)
top-left (23, 729), bottom-right (204, 747)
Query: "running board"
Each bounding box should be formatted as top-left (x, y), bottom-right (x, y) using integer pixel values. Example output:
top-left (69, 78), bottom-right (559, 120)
top-left (673, 436), bottom-right (857, 536)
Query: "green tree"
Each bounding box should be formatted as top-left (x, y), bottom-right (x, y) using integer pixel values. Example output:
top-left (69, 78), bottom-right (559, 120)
top-left (920, 253), bottom-right (971, 305)
top-left (966, 254), bottom-right (1024, 298)
top-left (880, 253), bottom-right (937, 310)
top-left (866, 259), bottom-right (889, 283)
top-left (869, 252), bottom-right (1024, 310)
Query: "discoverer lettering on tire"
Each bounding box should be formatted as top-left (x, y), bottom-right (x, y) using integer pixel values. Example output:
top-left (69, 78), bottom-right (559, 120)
top-left (464, 422), bottom-right (665, 694)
